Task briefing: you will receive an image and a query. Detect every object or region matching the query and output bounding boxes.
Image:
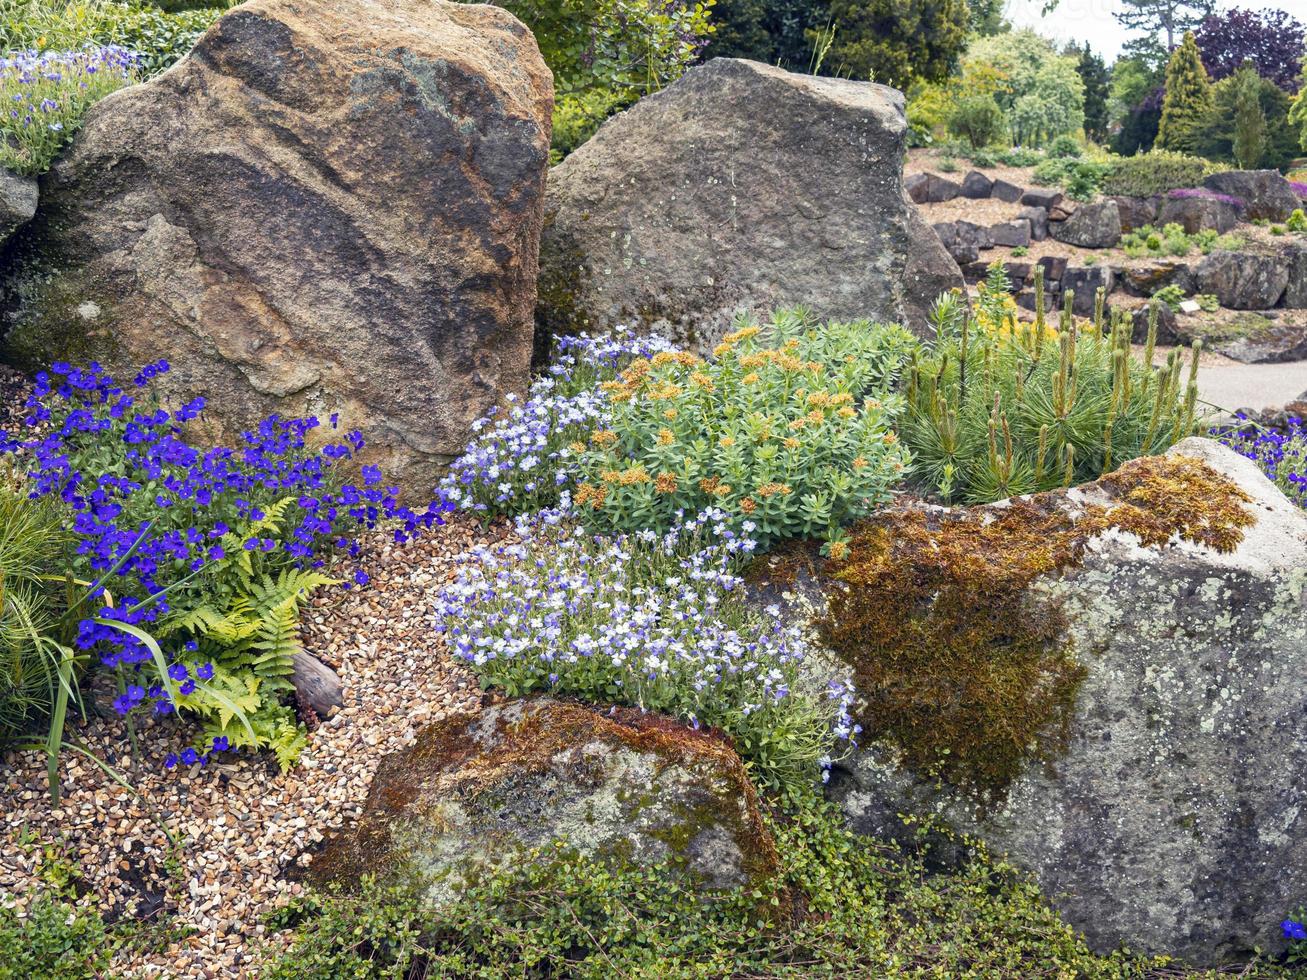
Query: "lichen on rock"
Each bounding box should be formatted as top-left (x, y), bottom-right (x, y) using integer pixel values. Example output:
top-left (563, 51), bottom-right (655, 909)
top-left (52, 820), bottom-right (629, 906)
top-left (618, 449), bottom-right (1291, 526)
top-left (309, 698), bottom-right (780, 907)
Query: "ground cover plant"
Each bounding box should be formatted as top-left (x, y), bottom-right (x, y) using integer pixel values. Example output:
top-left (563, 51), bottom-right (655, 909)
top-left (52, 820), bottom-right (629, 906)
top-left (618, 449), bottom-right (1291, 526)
top-left (0, 46), bottom-right (136, 175)
top-left (1121, 222), bottom-right (1242, 258)
top-left (0, 360), bottom-right (445, 789)
top-left (263, 788), bottom-right (1301, 978)
top-left (901, 267), bottom-right (1202, 504)
top-left (436, 504), bottom-right (857, 795)
top-left (573, 311), bottom-right (916, 549)
top-left (1217, 416), bottom-right (1307, 508)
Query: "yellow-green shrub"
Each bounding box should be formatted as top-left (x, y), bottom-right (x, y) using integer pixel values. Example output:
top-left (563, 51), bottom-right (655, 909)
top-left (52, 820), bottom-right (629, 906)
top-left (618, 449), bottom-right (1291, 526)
top-left (573, 311), bottom-right (916, 549)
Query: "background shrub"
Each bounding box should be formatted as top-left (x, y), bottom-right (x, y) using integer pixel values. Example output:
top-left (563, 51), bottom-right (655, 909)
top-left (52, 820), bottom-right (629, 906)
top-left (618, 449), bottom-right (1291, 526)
top-left (946, 93), bottom-right (1004, 150)
top-left (1100, 149), bottom-right (1224, 198)
top-left (572, 311), bottom-right (916, 549)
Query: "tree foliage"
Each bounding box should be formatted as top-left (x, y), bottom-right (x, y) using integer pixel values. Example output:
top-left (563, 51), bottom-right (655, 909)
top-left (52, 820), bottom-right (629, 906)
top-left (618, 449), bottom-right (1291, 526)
top-left (817, 0), bottom-right (970, 88)
top-left (1230, 60), bottom-right (1266, 169)
top-left (1290, 55), bottom-right (1307, 153)
top-left (704, 0), bottom-right (828, 69)
top-left (1194, 7), bottom-right (1306, 91)
top-left (1115, 0), bottom-right (1215, 53)
top-left (1071, 43), bottom-right (1110, 142)
top-left (1157, 31), bottom-right (1211, 154)
top-left (963, 31), bottom-right (1085, 147)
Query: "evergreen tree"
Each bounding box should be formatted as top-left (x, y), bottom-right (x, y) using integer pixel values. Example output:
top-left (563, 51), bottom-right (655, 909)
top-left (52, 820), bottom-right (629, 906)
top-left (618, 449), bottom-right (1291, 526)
top-left (1230, 60), bottom-right (1266, 169)
top-left (1072, 44), bottom-right (1111, 142)
top-left (1290, 55), bottom-right (1307, 153)
top-left (817, 0), bottom-right (970, 88)
top-left (1116, 0), bottom-right (1215, 53)
top-left (1157, 31), bottom-right (1212, 153)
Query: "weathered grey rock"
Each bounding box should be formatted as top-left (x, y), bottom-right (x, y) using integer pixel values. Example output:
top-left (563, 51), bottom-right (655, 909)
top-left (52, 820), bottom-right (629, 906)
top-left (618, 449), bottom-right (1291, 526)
top-left (1020, 187), bottom-right (1061, 210)
top-left (289, 651), bottom-right (343, 717)
top-left (1215, 324), bottom-right (1307, 364)
top-left (1016, 289), bottom-right (1055, 312)
top-left (1122, 262), bottom-right (1193, 298)
top-left (1, 0), bottom-right (553, 495)
top-left (960, 170), bottom-right (994, 199)
top-left (1048, 200), bottom-right (1076, 221)
top-left (1283, 246), bottom-right (1307, 309)
top-left (1061, 265), bottom-right (1115, 314)
top-left (538, 59), bottom-right (961, 346)
top-left (920, 172), bottom-right (962, 203)
top-left (957, 219), bottom-right (994, 251)
top-left (1195, 251), bottom-right (1288, 310)
top-left (0, 170), bottom-right (37, 245)
top-left (1203, 170), bottom-right (1299, 222)
top-left (990, 178), bottom-right (1022, 203)
top-left (1130, 301), bottom-right (1180, 344)
top-left (904, 172), bottom-right (929, 204)
top-left (990, 219), bottom-right (1031, 248)
top-left (903, 206), bottom-right (965, 327)
top-left (1037, 255), bottom-right (1067, 282)
top-left (933, 221), bottom-right (978, 266)
top-left (818, 439), bottom-right (1307, 965)
top-left (1108, 194), bottom-right (1158, 233)
top-left (1158, 194), bottom-right (1238, 234)
top-left (1050, 200), bottom-right (1122, 249)
top-left (310, 699), bottom-right (780, 903)
top-left (1017, 205), bottom-right (1048, 241)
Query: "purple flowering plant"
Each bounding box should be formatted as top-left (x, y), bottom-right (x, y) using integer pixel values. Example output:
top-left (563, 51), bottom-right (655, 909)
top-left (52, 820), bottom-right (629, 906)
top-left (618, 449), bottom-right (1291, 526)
top-left (439, 328), bottom-right (675, 520)
top-left (435, 500), bottom-right (860, 796)
top-left (1216, 416), bottom-right (1307, 509)
top-left (2, 359), bottom-right (446, 781)
top-left (0, 46), bottom-right (137, 175)
top-left (1285, 910), bottom-right (1307, 964)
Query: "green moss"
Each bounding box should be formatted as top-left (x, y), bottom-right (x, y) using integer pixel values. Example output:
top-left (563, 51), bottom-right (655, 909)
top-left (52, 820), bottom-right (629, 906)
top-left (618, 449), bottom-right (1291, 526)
top-left (0, 255), bottom-right (121, 371)
top-left (819, 454), bottom-right (1255, 798)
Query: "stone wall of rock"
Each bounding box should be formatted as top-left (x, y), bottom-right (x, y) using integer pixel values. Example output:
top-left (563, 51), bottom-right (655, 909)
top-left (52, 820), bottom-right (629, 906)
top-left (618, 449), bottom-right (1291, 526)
top-left (0, 0), bottom-right (553, 495)
top-left (538, 58), bottom-right (961, 347)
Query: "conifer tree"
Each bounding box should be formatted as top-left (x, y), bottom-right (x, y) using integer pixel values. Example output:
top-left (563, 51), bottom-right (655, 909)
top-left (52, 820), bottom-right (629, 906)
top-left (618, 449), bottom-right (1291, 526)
top-left (1157, 31), bottom-right (1212, 153)
top-left (1230, 60), bottom-right (1265, 169)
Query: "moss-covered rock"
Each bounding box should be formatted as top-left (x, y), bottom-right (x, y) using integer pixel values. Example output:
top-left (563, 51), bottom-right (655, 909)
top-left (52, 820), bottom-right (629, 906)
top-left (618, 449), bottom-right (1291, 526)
top-left (754, 438), bottom-right (1307, 966)
top-left (309, 698), bottom-right (780, 906)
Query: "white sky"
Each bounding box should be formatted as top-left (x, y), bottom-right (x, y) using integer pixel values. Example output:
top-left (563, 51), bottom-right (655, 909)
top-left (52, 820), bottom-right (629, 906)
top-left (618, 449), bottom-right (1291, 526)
top-left (1003, 0), bottom-right (1305, 61)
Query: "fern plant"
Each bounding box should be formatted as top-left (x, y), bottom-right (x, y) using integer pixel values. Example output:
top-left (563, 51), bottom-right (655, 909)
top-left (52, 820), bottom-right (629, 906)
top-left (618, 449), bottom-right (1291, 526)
top-left (903, 266), bottom-right (1203, 504)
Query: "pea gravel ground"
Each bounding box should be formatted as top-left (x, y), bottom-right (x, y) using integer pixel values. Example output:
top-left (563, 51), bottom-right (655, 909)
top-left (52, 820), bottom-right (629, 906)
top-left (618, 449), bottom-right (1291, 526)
top-left (0, 515), bottom-right (498, 977)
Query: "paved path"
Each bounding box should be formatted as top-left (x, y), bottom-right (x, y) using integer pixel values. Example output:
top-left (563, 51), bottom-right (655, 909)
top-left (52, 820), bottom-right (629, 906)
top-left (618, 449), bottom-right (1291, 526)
top-left (1197, 361), bottom-right (1307, 415)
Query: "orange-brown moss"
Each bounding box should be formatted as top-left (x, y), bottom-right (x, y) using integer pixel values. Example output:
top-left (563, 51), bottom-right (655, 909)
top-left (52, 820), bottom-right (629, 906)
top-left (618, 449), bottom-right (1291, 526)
top-left (819, 454), bottom-right (1254, 800)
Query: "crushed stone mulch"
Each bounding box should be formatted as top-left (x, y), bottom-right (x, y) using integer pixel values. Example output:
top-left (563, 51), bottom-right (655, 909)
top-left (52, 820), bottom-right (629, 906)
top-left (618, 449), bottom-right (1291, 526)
top-left (0, 515), bottom-right (500, 977)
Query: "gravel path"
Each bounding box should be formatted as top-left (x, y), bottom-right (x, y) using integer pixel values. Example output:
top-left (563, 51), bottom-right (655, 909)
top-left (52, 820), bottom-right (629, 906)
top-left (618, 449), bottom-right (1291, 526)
top-left (0, 516), bottom-right (495, 977)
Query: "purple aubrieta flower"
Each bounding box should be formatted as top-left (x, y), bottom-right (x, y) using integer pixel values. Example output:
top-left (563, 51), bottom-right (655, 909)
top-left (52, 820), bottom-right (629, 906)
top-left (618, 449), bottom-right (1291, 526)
top-left (1283, 918), bottom-right (1307, 941)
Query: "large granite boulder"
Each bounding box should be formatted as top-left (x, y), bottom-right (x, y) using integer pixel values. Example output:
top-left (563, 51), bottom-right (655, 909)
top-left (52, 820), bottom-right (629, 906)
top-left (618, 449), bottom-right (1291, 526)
top-left (1049, 200), bottom-right (1121, 248)
top-left (960, 170), bottom-right (994, 199)
top-left (310, 698), bottom-right (780, 903)
top-left (1215, 324), bottom-right (1307, 364)
top-left (1195, 250), bottom-right (1288, 310)
top-left (537, 58), bottom-right (962, 346)
top-left (1158, 193), bottom-right (1238, 234)
top-left (1203, 170), bottom-right (1300, 222)
top-left (761, 440), bottom-right (1307, 966)
top-left (0, 0), bottom-right (553, 495)
top-left (0, 170), bottom-right (37, 246)
top-left (1122, 261), bottom-right (1193, 298)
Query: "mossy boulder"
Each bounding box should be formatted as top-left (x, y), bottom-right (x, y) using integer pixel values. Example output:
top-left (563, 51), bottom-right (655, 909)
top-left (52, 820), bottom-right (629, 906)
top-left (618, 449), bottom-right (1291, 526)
top-left (755, 439), bottom-right (1307, 966)
top-left (309, 699), bottom-right (779, 905)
